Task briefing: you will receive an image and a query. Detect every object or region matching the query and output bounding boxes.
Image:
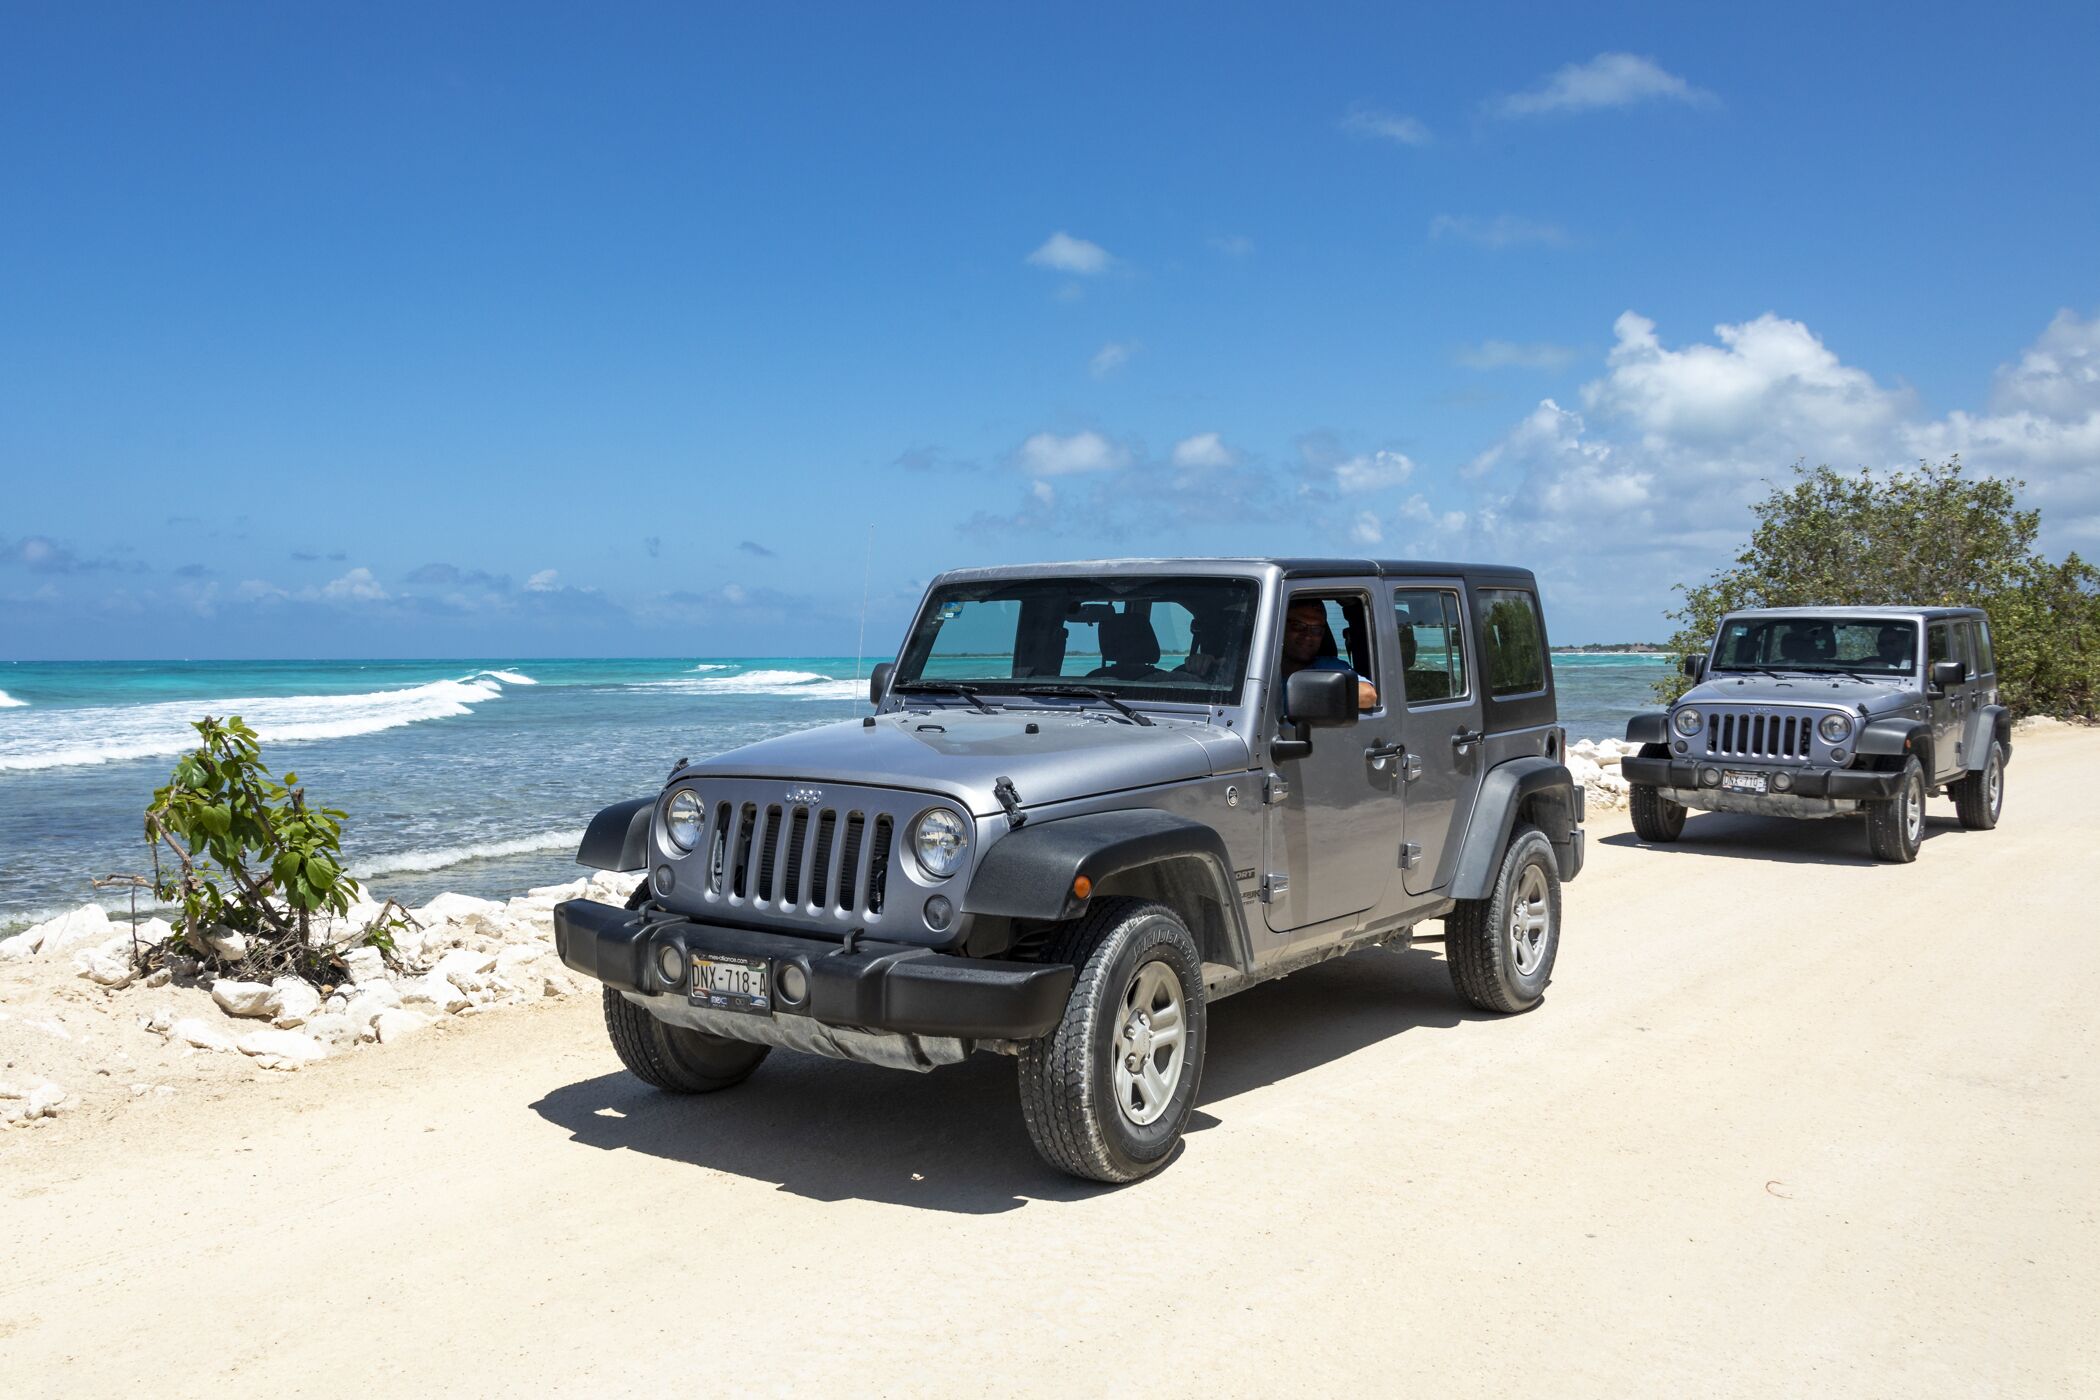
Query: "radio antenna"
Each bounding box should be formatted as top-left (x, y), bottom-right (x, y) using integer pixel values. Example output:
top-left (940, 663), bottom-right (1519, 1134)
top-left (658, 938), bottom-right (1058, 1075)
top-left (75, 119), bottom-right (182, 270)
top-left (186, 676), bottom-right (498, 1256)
top-left (851, 522), bottom-right (873, 715)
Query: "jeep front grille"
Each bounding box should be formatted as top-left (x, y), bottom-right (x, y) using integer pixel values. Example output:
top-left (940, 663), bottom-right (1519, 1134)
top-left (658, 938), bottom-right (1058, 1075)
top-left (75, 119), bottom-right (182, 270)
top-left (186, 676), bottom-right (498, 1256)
top-left (1704, 710), bottom-right (1815, 762)
top-left (707, 799), bottom-right (896, 918)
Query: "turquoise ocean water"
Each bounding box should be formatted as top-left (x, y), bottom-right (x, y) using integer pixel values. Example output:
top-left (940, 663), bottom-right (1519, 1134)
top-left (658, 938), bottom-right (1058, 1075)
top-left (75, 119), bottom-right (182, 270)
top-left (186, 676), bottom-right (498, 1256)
top-left (0, 653), bottom-right (1665, 933)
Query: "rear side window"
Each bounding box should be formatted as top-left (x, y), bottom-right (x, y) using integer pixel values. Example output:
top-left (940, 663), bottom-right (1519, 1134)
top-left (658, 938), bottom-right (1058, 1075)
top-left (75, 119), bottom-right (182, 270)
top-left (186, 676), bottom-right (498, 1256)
top-left (1478, 589), bottom-right (1547, 697)
top-left (1393, 588), bottom-right (1468, 705)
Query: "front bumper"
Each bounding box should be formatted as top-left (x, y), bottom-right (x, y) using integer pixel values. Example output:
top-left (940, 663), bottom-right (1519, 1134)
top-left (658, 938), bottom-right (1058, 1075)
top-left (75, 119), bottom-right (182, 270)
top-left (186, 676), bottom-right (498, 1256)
top-left (1620, 756), bottom-right (1904, 800)
top-left (553, 899), bottom-right (1074, 1041)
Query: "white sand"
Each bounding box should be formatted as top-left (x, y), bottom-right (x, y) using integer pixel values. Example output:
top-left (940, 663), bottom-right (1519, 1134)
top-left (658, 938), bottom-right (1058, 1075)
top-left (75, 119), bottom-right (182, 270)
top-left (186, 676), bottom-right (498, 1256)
top-left (1, 728), bottom-right (2095, 1396)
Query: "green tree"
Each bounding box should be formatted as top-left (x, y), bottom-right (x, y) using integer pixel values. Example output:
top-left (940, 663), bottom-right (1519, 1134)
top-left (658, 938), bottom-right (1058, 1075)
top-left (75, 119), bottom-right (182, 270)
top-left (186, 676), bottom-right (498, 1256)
top-left (1658, 458), bottom-right (2100, 716)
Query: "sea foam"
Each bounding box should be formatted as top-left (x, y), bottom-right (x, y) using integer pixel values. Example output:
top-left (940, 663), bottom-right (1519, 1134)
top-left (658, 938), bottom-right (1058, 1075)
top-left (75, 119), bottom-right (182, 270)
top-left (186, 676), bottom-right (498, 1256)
top-left (639, 669), bottom-right (863, 700)
top-left (0, 673), bottom-right (517, 773)
top-left (0, 690), bottom-right (25, 708)
top-left (354, 828), bottom-right (584, 878)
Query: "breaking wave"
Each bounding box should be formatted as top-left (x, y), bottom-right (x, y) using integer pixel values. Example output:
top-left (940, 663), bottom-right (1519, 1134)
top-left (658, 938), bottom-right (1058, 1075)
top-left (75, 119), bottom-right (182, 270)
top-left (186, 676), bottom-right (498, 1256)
top-left (353, 829), bottom-right (584, 879)
top-left (0, 673), bottom-right (521, 773)
top-left (0, 690), bottom-right (24, 708)
top-left (639, 669), bottom-right (862, 700)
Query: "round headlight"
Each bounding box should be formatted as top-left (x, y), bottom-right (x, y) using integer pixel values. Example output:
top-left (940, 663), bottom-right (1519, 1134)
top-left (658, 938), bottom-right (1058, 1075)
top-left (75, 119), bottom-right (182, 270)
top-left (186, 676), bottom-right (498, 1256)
top-left (1818, 713), bottom-right (1853, 743)
top-left (911, 808), bottom-right (968, 879)
top-left (1674, 707), bottom-right (1703, 736)
top-left (664, 789), bottom-right (704, 852)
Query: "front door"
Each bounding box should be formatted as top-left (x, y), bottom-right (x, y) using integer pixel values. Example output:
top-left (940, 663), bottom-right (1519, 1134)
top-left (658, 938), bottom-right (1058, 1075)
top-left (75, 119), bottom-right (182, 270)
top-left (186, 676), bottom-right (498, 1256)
top-left (1263, 586), bottom-right (1397, 935)
top-left (1391, 583), bottom-right (1486, 896)
top-left (1926, 620), bottom-right (1967, 781)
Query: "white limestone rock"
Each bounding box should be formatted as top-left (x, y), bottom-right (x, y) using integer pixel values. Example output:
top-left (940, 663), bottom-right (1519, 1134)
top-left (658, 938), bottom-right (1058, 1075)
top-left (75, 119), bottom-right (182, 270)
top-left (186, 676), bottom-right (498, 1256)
top-left (236, 1028), bottom-right (328, 1069)
top-left (343, 984), bottom-right (404, 1035)
top-left (373, 1008), bottom-right (433, 1043)
top-left (402, 972), bottom-right (471, 1015)
top-left (302, 1013), bottom-right (360, 1049)
top-left (268, 977), bottom-right (324, 1027)
top-left (201, 927), bottom-right (249, 963)
top-left (0, 931), bottom-right (40, 961)
top-left (540, 968), bottom-right (580, 998)
top-left (31, 904), bottom-right (117, 957)
top-left (433, 948), bottom-right (498, 980)
top-left (211, 979), bottom-right (276, 1018)
top-left (341, 946), bottom-right (389, 986)
top-left (24, 1082), bottom-right (66, 1120)
top-left (171, 1017), bottom-right (241, 1053)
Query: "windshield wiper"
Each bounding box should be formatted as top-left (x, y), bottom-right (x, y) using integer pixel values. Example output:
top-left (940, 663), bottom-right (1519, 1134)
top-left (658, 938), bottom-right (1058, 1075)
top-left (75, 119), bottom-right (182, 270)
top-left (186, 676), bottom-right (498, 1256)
top-left (1009, 684), bottom-right (1155, 727)
top-left (892, 681), bottom-right (996, 714)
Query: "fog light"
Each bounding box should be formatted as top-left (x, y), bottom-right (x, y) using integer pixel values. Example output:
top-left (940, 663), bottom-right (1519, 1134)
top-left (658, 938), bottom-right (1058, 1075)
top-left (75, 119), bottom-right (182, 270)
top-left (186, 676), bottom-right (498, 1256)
top-left (1772, 771), bottom-right (1793, 792)
top-left (655, 864), bottom-right (675, 894)
top-left (1700, 767), bottom-right (1722, 788)
top-left (1673, 739), bottom-right (1688, 754)
top-left (654, 941), bottom-right (685, 988)
top-left (924, 894), bottom-right (954, 931)
top-left (777, 962), bottom-right (808, 1005)
top-left (1830, 748), bottom-right (1847, 764)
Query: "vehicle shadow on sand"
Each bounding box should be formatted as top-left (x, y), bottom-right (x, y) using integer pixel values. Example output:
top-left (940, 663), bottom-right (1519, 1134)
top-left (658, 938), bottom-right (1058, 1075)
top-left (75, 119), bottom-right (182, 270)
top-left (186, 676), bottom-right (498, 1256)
top-left (530, 944), bottom-right (1477, 1214)
top-left (1598, 809), bottom-right (1972, 866)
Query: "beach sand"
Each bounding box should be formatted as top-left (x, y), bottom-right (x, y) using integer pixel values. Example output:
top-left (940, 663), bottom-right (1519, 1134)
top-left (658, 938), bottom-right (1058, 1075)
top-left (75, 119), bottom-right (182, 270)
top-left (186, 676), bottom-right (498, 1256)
top-left (2, 727), bottom-right (2095, 1396)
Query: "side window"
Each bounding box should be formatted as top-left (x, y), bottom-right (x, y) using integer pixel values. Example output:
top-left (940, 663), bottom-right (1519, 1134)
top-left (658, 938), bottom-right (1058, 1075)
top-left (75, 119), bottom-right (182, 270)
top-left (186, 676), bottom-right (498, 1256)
top-left (1393, 588), bottom-right (1468, 705)
top-left (1927, 621), bottom-right (1956, 670)
top-left (1968, 619), bottom-right (1995, 675)
top-left (1477, 589), bottom-right (1547, 698)
top-left (1280, 594), bottom-right (1377, 702)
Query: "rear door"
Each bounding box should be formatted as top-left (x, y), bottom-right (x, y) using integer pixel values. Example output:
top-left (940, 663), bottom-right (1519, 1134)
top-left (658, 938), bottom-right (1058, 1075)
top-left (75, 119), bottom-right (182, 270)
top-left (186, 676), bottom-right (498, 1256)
top-left (1391, 582), bottom-right (1484, 895)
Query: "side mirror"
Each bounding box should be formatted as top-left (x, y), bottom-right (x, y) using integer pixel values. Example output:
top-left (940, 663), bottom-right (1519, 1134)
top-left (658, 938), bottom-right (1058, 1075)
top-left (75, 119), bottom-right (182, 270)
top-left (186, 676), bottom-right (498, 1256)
top-left (1681, 654), bottom-right (1706, 681)
top-left (1930, 659), bottom-right (1966, 691)
top-left (868, 661), bottom-right (895, 707)
top-left (1286, 669), bottom-right (1358, 728)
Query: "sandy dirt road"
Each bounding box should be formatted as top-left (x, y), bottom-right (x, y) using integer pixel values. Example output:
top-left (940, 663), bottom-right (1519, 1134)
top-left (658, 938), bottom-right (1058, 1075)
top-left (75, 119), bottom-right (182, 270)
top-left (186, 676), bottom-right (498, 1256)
top-left (4, 729), bottom-right (2096, 1398)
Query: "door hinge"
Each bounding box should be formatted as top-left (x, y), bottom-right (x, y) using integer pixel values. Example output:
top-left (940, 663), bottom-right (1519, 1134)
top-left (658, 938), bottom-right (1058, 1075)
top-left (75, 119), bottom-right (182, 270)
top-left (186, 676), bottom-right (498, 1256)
top-left (1260, 873), bottom-right (1290, 903)
top-left (1264, 774), bottom-right (1291, 805)
top-left (1398, 842), bottom-right (1422, 870)
top-left (1402, 753), bottom-right (1423, 782)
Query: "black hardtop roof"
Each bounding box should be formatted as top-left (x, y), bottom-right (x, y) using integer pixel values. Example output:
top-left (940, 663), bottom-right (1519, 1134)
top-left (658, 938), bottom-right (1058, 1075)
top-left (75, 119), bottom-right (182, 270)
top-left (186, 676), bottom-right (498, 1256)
top-left (930, 557), bottom-right (1537, 584)
top-left (1723, 605), bottom-right (1987, 620)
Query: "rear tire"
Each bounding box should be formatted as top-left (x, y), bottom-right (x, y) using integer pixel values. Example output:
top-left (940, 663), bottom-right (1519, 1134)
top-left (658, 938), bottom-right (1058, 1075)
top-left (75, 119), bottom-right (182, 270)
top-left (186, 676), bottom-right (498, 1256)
top-left (1446, 824), bottom-right (1560, 1013)
top-left (602, 987), bottom-right (770, 1093)
top-left (1865, 756), bottom-right (1926, 863)
top-left (1018, 898), bottom-right (1206, 1184)
top-left (1628, 744), bottom-right (1686, 843)
top-left (1951, 740), bottom-right (2005, 831)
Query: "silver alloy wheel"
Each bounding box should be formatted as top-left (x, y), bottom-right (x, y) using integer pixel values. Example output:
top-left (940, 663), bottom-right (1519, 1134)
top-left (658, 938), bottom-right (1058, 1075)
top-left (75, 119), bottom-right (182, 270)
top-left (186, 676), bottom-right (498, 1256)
top-left (1508, 864), bottom-right (1551, 977)
top-left (1904, 771), bottom-right (1925, 844)
top-left (1112, 959), bottom-right (1187, 1127)
top-left (1987, 752), bottom-right (2003, 818)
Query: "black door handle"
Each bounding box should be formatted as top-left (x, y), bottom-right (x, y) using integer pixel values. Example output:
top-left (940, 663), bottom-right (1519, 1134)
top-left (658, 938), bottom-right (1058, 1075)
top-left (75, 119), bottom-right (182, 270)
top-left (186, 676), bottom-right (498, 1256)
top-left (1364, 741), bottom-right (1405, 774)
top-left (1452, 728), bottom-right (1483, 748)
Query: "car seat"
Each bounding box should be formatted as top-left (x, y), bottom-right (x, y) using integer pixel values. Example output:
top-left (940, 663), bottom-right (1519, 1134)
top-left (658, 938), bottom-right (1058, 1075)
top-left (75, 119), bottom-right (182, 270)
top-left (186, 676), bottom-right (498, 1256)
top-left (1088, 611), bottom-right (1165, 681)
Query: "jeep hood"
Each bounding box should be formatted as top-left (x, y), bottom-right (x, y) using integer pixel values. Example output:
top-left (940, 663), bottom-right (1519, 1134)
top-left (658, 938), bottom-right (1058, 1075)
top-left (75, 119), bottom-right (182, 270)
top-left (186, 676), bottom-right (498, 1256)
top-left (1682, 672), bottom-right (1917, 714)
top-left (689, 709), bottom-right (1250, 816)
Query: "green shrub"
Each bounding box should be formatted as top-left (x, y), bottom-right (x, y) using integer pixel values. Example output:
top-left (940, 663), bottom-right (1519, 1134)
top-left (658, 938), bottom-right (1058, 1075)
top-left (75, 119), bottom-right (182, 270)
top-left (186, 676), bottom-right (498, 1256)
top-left (1658, 459), bottom-right (2100, 717)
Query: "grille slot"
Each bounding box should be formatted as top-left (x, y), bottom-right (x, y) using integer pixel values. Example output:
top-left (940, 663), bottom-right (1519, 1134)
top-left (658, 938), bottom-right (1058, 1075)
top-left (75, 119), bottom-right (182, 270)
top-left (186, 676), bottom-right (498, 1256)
top-left (867, 815), bottom-right (894, 915)
top-left (836, 813), bottom-right (865, 911)
top-left (808, 810), bottom-right (836, 907)
top-left (781, 806), bottom-right (810, 903)
top-left (1706, 709), bottom-right (1821, 761)
top-left (729, 803), bottom-right (758, 897)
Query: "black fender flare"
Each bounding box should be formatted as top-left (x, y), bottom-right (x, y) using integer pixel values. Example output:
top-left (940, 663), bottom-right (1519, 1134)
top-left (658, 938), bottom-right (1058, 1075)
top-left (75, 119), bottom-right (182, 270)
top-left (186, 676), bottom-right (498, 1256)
top-left (1625, 711), bottom-right (1671, 746)
top-left (1966, 703), bottom-right (2013, 769)
top-left (963, 808), bottom-right (1249, 959)
top-left (576, 797), bottom-right (654, 872)
top-left (1856, 717), bottom-right (1931, 772)
top-left (1450, 758), bottom-right (1580, 901)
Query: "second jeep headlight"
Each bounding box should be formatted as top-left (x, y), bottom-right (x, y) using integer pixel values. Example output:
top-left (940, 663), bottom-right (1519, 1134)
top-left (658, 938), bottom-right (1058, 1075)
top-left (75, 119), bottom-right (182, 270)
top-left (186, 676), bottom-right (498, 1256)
top-left (1674, 707), bottom-right (1703, 736)
top-left (664, 789), bottom-right (704, 852)
top-left (911, 808), bottom-right (968, 878)
top-left (1818, 713), bottom-right (1854, 743)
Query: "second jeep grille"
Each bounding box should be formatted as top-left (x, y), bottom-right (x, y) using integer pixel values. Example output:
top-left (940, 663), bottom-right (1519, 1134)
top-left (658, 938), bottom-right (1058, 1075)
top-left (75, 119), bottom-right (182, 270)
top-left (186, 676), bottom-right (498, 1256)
top-left (709, 800), bottom-right (893, 917)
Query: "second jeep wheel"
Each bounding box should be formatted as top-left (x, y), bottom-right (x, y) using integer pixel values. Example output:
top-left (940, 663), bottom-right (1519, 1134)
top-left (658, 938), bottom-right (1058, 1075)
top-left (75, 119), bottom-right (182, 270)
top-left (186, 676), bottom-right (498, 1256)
top-left (1951, 739), bottom-right (2005, 831)
top-left (1865, 755), bottom-right (1927, 863)
top-left (602, 988), bottom-right (771, 1093)
top-left (1629, 743), bottom-right (1686, 843)
top-left (1018, 897), bottom-right (1207, 1184)
top-left (1445, 824), bottom-right (1560, 1014)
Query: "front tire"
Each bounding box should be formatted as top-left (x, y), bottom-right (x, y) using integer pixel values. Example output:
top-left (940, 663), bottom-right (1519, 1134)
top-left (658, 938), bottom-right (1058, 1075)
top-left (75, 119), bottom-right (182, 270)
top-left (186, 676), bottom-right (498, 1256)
top-left (1951, 740), bottom-right (2005, 831)
top-left (1445, 824), bottom-right (1560, 1013)
top-left (1018, 898), bottom-right (1207, 1184)
top-left (1628, 744), bottom-right (1686, 843)
top-left (1865, 755), bottom-right (1927, 863)
top-left (602, 988), bottom-right (770, 1093)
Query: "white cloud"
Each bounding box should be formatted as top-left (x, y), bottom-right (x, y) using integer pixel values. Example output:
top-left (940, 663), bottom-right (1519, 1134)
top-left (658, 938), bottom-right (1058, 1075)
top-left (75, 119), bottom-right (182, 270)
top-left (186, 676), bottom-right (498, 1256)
top-left (320, 567), bottom-right (386, 602)
top-left (1340, 104), bottom-right (1432, 146)
top-left (1333, 449), bottom-right (1415, 493)
top-left (1400, 495), bottom-right (1470, 534)
top-left (1456, 339), bottom-right (1577, 372)
top-left (1430, 214), bottom-right (1569, 249)
top-left (1026, 231), bottom-right (1113, 276)
top-left (1171, 432), bottom-right (1236, 469)
top-left (1090, 341), bottom-right (1136, 378)
top-left (526, 568), bottom-right (560, 592)
top-left (1494, 53), bottom-right (1714, 118)
top-left (1349, 511), bottom-right (1385, 546)
top-left (1012, 430), bottom-right (1131, 476)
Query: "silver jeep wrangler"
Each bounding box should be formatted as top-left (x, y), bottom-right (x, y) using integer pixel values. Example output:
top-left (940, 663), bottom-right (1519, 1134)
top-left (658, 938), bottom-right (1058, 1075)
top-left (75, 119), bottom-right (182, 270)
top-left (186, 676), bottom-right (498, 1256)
top-left (555, 558), bottom-right (1585, 1182)
top-left (1621, 606), bottom-right (2009, 862)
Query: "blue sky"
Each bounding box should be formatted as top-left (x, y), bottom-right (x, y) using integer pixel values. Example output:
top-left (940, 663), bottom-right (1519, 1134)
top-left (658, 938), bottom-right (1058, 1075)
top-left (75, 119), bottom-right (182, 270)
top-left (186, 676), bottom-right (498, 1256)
top-left (4, 2), bottom-right (2097, 657)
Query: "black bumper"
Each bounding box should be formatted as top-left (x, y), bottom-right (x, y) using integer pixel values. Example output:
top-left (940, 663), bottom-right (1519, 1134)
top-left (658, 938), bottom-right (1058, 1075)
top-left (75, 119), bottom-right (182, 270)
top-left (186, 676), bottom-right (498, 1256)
top-left (553, 899), bottom-right (1075, 1041)
top-left (1620, 757), bottom-right (1905, 800)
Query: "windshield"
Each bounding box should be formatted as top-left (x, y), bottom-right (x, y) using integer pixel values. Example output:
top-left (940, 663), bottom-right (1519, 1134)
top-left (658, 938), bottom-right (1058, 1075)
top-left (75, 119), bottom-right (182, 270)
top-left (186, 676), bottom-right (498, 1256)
top-left (1713, 616), bottom-right (1918, 675)
top-left (894, 576), bottom-right (1259, 705)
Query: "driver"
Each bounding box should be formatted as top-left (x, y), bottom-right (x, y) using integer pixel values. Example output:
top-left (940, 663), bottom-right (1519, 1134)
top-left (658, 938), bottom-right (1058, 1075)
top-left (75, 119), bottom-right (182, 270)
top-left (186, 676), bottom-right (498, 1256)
top-left (1874, 624), bottom-right (1913, 669)
top-left (1281, 599), bottom-right (1379, 711)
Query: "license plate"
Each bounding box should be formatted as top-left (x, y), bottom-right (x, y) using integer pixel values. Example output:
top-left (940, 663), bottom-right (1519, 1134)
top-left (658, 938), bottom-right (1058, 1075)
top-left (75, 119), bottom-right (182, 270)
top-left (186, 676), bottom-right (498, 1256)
top-left (1722, 770), bottom-right (1770, 794)
top-left (689, 955), bottom-right (771, 1015)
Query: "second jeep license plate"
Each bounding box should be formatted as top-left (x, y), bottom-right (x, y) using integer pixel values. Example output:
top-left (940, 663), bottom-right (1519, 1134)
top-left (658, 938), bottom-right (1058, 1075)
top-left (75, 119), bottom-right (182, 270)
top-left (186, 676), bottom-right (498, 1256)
top-left (690, 955), bottom-right (771, 1015)
top-left (1722, 770), bottom-right (1770, 794)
